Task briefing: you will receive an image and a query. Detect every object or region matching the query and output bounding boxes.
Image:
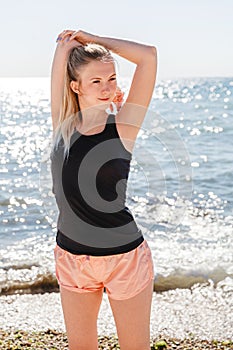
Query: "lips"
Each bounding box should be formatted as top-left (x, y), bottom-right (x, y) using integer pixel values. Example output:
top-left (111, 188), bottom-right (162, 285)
top-left (98, 98), bottom-right (110, 101)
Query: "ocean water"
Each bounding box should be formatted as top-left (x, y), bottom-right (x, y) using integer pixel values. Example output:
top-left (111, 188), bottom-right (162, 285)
top-left (0, 77), bottom-right (233, 295)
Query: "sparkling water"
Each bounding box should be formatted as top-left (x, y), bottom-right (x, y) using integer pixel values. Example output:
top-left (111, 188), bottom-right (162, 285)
top-left (0, 77), bottom-right (232, 295)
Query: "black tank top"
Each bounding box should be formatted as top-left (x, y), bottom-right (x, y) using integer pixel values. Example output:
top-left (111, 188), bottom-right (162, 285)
top-left (50, 114), bottom-right (144, 256)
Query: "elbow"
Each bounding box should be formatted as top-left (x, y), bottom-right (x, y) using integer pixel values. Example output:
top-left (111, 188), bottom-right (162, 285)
top-left (150, 45), bottom-right (157, 54)
top-left (146, 46), bottom-right (157, 66)
top-left (149, 45), bottom-right (157, 57)
top-left (137, 45), bottom-right (157, 65)
top-left (143, 45), bottom-right (157, 62)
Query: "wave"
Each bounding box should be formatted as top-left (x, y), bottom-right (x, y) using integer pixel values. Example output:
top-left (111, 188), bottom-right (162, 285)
top-left (154, 267), bottom-right (232, 292)
top-left (0, 273), bottom-right (58, 295)
top-left (1, 267), bottom-right (232, 296)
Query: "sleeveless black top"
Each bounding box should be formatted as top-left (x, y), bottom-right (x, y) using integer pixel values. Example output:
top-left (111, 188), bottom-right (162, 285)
top-left (50, 114), bottom-right (144, 256)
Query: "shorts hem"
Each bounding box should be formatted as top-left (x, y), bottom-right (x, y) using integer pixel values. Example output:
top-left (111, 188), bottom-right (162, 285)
top-left (107, 275), bottom-right (154, 301)
top-left (59, 283), bottom-right (104, 294)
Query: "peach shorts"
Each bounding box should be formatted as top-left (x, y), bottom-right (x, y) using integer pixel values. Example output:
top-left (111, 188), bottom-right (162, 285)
top-left (54, 239), bottom-right (154, 300)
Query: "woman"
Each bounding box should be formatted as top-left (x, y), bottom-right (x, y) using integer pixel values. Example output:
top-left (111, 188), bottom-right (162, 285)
top-left (50, 29), bottom-right (157, 350)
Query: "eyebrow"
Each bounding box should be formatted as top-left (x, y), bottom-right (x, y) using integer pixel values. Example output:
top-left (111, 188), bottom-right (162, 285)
top-left (90, 73), bottom-right (116, 80)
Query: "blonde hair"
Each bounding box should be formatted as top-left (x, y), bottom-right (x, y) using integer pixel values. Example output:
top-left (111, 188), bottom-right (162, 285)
top-left (51, 43), bottom-right (114, 160)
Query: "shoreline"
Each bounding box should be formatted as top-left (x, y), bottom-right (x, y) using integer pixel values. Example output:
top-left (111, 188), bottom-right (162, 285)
top-left (0, 283), bottom-right (232, 342)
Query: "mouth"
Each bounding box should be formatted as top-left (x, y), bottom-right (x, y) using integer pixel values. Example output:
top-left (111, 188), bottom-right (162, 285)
top-left (98, 98), bottom-right (110, 102)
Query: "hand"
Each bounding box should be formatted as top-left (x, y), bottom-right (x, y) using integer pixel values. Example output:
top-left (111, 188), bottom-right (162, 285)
top-left (69, 30), bottom-right (97, 45)
top-left (56, 29), bottom-right (96, 46)
top-left (56, 30), bottom-right (83, 53)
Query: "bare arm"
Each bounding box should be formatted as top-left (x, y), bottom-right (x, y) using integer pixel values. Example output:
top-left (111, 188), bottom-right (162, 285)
top-left (68, 30), bottom-right (157, 105)
top-left (68, 30), bottom-right (157, 141)
top-left (50, 31), bottom-right (81, 132)
top-left (90, 35), bottom-right (157, 107)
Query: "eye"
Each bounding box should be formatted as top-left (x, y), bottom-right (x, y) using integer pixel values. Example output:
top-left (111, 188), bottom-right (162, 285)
top-left (109, 77), bottom-right (116, 81)
top-left (93, 80), bottom-right (100, 84)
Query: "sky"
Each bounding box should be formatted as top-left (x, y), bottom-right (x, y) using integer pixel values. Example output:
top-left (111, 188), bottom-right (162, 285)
top-left (1, 0), bottom-right (233, 80)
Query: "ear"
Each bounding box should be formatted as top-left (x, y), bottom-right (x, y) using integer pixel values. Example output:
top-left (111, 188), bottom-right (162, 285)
top-left (70, 81), bottom-right (80, 94)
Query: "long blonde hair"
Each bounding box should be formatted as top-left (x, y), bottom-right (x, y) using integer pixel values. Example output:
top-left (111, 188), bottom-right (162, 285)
top-left (51, 43), bottom-right (114, 160)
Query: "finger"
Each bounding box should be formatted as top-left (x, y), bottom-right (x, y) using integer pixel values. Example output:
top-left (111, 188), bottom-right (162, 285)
top-left (69, 30), bottom-right (81, 41)
top-left (58, 33), bottom-right (72, 43)
top-left (57, 30), bottom-right (70, 38)
top-left (56, 30), bottom-right (75, 42)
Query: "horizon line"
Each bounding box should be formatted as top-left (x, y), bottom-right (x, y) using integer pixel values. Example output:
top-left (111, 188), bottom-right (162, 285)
top-left (0, 75), bottom-right (233, 80)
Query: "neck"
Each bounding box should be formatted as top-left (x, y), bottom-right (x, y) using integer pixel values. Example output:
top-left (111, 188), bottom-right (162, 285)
top-left (76, 104), bottom-right (110, 133)
top-left (80, 100), bottom-right (110, 119)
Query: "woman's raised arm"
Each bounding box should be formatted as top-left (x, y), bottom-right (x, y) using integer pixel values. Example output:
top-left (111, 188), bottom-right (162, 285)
top-left (50, 31), bottom-right (81, 132)
top-left (67, 30), bottom-right (157, 140)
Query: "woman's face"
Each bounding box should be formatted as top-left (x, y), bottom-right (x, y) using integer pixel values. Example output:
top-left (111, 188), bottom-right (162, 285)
top-left (76, 60), bottom-right (117, 111)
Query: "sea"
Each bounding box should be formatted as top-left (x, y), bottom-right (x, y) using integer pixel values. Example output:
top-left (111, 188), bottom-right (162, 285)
top-left (0, 76), bottom-right (233, 296)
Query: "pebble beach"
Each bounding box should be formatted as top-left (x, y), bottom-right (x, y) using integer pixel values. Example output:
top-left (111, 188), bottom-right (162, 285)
top-left (0, 329), bottom-right (232, 349)
top-left (0, 282), bottom-right (232, 349)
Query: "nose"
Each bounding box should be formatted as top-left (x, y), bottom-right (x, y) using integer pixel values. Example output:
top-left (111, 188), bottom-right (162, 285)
top-left (101, 83), bottom-right (111, 96)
